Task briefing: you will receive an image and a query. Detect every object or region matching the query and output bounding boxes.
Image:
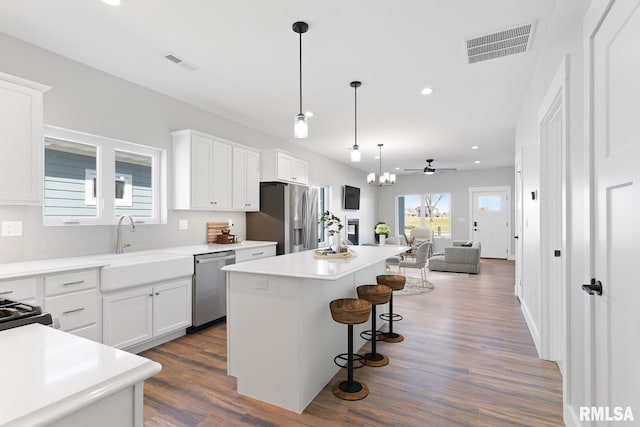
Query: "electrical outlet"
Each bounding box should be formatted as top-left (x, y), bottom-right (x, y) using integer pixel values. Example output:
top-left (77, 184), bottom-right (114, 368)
top-left (255, 279), bottom-right (269, 290)
top-left (1, 221), bottom-right (23, 237)
top-left (179, 220), bottom-right (188, 230)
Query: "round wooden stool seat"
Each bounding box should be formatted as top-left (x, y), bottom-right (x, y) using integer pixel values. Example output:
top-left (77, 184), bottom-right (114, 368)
top-left (356, 284), bottom-right (391, 305)
top-left (330, 298), bottom-right (371, 325)
top-left (376, 274), bottom-right (406, 291)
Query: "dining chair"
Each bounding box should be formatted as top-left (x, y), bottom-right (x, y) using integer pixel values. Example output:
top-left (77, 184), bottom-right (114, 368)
top-left (398, 242), bottom-right (429, 285)
top-left (384, 237), bottom-right (403, 272)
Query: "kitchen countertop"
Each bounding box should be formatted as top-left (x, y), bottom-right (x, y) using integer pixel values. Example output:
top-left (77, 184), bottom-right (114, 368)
top-left (0, 240), bottom-right (277, 281)
top-left (222, 245), bottom-right (408, 280)
top-left (0, 324), bottom-right (161, 427)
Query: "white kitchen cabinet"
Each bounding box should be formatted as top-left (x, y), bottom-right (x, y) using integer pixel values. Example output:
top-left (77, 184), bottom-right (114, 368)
top-left (172, 129), bottom-right (232, 210)
top-left (0, 277), bottom-right (38, 305)
top-left (44, 269), bottom-right (99, 341)
top-left (0, 72), bottom-right (50, 205)
top-left (232, 146), bottom-right (260, 210)
top-left (261, 149), bottom-right (308, 185)
top-left (102, 279), bottom-right (191, 350)
top-left (234, 245), bottom-right (276, 263)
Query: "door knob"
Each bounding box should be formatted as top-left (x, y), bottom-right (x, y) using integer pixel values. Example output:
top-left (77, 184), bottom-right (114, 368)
top-left (581, 278), bottom-right (603, 296)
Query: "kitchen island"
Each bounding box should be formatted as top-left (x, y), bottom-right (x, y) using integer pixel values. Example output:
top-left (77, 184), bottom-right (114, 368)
top-left (0, 324), bottom-right (161, 427)
top-left (222, 245), bottom-right (408, 413)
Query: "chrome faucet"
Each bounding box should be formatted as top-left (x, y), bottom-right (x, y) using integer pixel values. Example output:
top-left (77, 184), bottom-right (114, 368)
top-left (115, 215), bottom-right (136, 254)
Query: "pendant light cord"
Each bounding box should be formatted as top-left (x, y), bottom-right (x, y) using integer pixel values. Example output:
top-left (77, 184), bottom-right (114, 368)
top-left (299, 31), bottom-right (303, 115)
top-left (354, 85), bottom-right (358, 148)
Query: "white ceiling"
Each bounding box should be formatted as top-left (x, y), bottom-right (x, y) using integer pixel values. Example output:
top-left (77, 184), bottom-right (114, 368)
top-left (0, 0), bottom-right (557, 175)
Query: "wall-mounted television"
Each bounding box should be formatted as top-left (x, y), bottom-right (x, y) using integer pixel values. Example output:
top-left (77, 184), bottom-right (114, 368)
top-left (343, 185), bottom-right (360, 210)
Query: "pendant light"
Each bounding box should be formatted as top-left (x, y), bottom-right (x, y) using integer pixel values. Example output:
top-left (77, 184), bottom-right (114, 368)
top-left (367, 144), bottom-right (396, 186)
top-left (350, 81), bottom-right (362, 162)
top-left (293, 21), bottom-right (309, 139)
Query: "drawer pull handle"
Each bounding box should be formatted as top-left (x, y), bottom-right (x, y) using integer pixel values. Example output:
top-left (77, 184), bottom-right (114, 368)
top-left (252, 252), bottom-right (264, 256)
top-left (63, 280), bottom-right (85, 287)
top-left (0, 290), bottom-right (13, 295)
top-left (62, 307), bottom-right (85, 315)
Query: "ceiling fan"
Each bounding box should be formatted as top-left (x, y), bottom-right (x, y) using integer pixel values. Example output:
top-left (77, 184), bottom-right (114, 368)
top-left (404, 159), bottom-right (457, 175)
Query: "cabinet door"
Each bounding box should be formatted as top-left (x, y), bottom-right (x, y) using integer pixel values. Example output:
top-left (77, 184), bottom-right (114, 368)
top-left (103, 287), bottom-right (153, 349)
top-left (232, 147), bottom-right (247, 210)
top-left (292, 157), bottom-right (308, 185)
top-left (276, 152), bottom-right (294, 182)
top-left (211, 140), bottom-right (232, 209)
top-left (0, 75), bottom-right (47, 205)
top-left (190, 134), bottom-right (214, 209)
top-left (153, 280), bottom-right (192, 336)
top-left (245, 150), bottom-right (260, 210)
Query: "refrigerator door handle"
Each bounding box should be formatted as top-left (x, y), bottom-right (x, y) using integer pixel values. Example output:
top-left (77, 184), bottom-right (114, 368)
top-left (302, 191), bottom-right (308, 249)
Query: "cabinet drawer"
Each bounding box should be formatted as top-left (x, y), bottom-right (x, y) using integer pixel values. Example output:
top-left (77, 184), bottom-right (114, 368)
top-left (235, 246), bottom-right (276, 263)
top-left (0, 277), bottom-right (37, 301)
top-left (45, 270), bottom-right (98, 296)
top-left (46, 289), bottom-right (97, 331)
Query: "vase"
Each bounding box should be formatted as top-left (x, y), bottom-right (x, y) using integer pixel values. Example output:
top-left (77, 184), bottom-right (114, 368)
top-left (375, 233), bottom-right (388, 244)
top-left (331, 234), bottom-right (341, 252)
top-left (379, 234), bottom-right (386, 246)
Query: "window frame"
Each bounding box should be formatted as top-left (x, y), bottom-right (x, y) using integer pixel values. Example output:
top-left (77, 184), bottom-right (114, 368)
top-left (43, 125), bottom-right (166, 226)
top-left (397, 192), bottom-right (452, 238)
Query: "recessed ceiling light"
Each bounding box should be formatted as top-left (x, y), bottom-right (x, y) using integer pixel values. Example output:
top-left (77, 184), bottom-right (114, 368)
top-left (102, 0), bottom-right (121, 5)
top-left (420, 87), bottom-right (433, 95)
top-left (395, 167), bottom-right (400, 170)
top-left (474, 160), bottom-right (481, 164)
top-left (471, 145), bottom-right (479, 150)
top-left (304, 111), bottom-right (313, 117)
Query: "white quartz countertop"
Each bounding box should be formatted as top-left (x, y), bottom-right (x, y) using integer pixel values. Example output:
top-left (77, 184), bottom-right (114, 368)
top-left (0, 240), bottom-right (277, 280)
top-left (222, 245), bottom-right (408, 280)
top-left (0, 324), bottom-right (161, 427)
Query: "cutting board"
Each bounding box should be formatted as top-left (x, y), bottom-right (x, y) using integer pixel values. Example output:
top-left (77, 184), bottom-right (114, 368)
top-left (207, 222), bottom-right (231, 244)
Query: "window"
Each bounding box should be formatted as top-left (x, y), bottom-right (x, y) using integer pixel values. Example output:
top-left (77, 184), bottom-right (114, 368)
top-left (43, 126), bottom-right (165, 225)
top-left (397, 193), bottom-right (451, 237)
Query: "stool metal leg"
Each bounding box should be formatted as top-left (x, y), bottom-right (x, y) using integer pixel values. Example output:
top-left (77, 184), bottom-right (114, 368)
top-left (379, 292), bottom-right (404, 343)
top-left (363, 305), bottom-right (389, 367)
top-left (332, 324), bottom-right (369, 400)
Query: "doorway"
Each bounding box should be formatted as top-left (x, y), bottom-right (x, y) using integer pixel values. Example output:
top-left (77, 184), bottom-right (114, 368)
top-left (469, 187), bottom-right (511, 259)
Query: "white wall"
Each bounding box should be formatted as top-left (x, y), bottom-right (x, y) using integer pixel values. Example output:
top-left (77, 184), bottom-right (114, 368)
top-left (377, 167), bottom-right (514, 253)
top-left (514, 0), bottom-right (590, 423)
top-left (0, 32), bottom-right (376, 262)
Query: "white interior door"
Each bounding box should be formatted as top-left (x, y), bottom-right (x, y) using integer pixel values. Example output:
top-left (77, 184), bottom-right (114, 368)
top-left (589, 0), bottom-right (640, 420)
top-left (470, 189), bottom-right (509, 259)
top-left (515, 160), bottom-right (523, 298)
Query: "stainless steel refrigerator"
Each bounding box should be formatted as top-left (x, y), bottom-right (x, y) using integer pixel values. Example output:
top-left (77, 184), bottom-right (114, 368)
top-left (246, 182), bottom-right (318, 255)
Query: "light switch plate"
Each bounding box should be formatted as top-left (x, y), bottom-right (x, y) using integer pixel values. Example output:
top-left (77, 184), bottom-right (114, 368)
top-left (179, 220), bottom-right (188, 230)
top-left (1, 221), bottom-right (23, 237)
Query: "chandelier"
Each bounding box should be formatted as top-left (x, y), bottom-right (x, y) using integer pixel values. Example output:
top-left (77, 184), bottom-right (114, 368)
top-left (367, 144), bottom-right (396, 186)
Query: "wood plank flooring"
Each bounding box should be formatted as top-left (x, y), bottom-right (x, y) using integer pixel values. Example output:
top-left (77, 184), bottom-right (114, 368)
top-left (142, 259), bottom-right (563, 426)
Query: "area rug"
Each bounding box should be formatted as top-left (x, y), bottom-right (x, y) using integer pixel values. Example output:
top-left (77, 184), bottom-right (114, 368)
top-left (394, 276), bottom-right (434, 296)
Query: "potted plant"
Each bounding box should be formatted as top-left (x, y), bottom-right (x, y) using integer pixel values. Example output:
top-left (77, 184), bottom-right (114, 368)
top-left (319, 210), bottom-right (344, 250)
top-left (375, 221), bottom-right (390, 244)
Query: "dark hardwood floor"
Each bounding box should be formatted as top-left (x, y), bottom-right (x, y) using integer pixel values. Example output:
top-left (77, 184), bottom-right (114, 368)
top-left (142, 259), bottom-right (563, 426)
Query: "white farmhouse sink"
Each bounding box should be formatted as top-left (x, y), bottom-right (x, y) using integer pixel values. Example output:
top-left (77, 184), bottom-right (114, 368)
top-left (100, 252), bottom-right (194, 292)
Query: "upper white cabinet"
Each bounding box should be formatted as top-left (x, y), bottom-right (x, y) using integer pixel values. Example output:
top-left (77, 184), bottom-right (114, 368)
top-left (261, 149), bottom-right (308, 185)
top-left (232, 146), bottom-right (260, 211)
top-left (0, 72), bottom-right (50, 205)
top-left (172, 129), bottom-right (232, 210)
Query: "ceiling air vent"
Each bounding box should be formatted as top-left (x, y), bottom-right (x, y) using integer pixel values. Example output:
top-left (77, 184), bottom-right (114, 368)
top-left (163, 53), bottom-right (197, 71)
top-left (465, 22), bottom-right (535, 64)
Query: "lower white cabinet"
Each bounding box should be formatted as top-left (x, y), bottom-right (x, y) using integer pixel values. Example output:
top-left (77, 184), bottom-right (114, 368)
top-left (102, 279), bottom-right (192, 350)
top-left (0, 277), bottom-right (38, 305)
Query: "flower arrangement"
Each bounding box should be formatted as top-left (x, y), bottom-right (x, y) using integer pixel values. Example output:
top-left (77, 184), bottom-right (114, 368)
top-left (319, 210), bottom-right (343, 236)
top-left (375, 222), bottom-right (390, 235)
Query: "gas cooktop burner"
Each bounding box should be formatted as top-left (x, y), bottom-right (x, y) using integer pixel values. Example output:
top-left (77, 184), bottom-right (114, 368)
top-left (0, 298), bottom-right (52, 332)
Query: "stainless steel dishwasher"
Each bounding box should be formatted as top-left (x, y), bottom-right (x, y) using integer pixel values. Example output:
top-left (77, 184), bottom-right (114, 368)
top-left (192, 250), bottom-right (235, 328)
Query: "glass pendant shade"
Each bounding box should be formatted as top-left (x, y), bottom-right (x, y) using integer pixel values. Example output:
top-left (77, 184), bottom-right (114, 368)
top-left (368, 143), bottom-right (395, 186)
top-left (294, 114), bottom-right (308, 139)
top-left (350, 145), bottom-right (361, 162)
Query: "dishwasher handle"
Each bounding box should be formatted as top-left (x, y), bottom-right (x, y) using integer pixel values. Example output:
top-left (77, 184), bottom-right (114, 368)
top-left (196, 255), bottom-right (235, 264)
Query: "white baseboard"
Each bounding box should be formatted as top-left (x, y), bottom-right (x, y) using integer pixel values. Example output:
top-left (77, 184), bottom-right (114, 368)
top-left (521, 299), bottom-right (542, 357)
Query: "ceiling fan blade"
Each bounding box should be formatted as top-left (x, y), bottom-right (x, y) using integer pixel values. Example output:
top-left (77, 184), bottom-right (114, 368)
top-left (434, 168), bottom-right (457, 173)
top-left (403, 168), bottom-right (424, 171)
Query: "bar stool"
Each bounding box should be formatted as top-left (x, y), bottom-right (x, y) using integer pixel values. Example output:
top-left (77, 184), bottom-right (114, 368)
top-left (356, 284), bottom-right (392, 367)
top-left (329, 298), bottom-right (372, 401)
top-left (376, 275), bottom-right (406, 343)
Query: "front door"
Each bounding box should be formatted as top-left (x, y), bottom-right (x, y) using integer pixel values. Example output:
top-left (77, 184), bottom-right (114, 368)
top-left (471, 188), bottom-right (510, 259)
top-left (589, 0), bottom-right (640, 420)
